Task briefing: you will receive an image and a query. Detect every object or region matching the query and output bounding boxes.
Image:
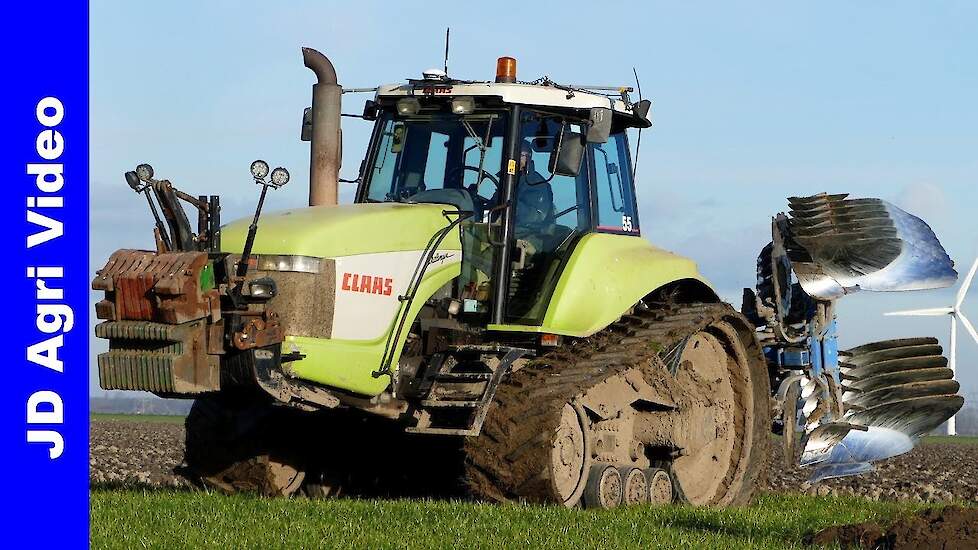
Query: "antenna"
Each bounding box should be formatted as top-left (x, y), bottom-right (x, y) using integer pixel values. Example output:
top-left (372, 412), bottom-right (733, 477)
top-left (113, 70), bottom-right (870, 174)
top-left (885, 256), bottom-right (978, 435)
top-left (631, 67), bottom-right (643, 182)
top-left (444, 27), bottom-right (451, 75)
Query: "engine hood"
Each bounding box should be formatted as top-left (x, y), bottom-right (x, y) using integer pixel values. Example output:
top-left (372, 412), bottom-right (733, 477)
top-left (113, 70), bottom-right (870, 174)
top-left (221, 202), bottom-right (462, 259)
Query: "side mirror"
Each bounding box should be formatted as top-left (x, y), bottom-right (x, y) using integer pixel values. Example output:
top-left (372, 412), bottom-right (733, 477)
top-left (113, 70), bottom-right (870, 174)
top-left (300, 107), bottom-right (313, 141)
top-left (632, 99), bottom-right (651, 120)
top-left (362, 99), bottom-right (380, 121)
top-left (586, 107), bottom-right (612, 143)
top-left (549, 130), bottom-right (585, 177)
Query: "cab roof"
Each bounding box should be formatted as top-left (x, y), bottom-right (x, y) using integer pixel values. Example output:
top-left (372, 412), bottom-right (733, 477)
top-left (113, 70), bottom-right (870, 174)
top-left (373, 80), bottom-right (652, 128)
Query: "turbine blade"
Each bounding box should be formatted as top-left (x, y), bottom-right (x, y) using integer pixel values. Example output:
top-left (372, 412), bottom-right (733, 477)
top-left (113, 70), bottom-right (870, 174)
top-left (956, 257), bottom-right (978, 309)
top-left (959, 313), bottom-right (978, 346)
top-left (885, 307), bottom-right (954, 317)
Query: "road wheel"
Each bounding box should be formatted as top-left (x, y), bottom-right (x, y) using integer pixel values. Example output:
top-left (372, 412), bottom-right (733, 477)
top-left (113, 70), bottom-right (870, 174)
top-left (647, 468), bottom-right (673, 504)
top-left (583, 465), bottom-right (623, 509)
top-left (621, 467), bottom-right (649, 505)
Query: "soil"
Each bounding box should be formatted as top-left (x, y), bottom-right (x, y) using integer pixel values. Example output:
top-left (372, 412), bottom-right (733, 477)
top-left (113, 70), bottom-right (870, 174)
top-left (765, 438), bottom-right (978, 503)
top-left (808, 506), bottom-right (978, 549)
top-left (91, 417), bottom-right (978, 503)
top-left (90, 418), bottom-right (188, 488)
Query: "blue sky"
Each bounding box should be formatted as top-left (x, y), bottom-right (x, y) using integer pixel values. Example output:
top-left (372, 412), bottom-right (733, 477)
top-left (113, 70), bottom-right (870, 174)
top-left (90, 1), bottom-right (978, 397)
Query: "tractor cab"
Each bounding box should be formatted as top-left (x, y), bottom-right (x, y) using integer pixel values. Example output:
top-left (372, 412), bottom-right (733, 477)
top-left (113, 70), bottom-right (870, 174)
top-left (357, 59), bottom-right (652, 326)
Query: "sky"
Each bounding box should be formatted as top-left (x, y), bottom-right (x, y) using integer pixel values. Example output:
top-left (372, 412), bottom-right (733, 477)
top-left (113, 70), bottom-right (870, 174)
top-left (90, 1), bottom-right (977, 399)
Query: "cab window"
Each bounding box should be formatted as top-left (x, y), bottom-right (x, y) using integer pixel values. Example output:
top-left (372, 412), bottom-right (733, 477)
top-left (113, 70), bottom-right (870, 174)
top-left (591, 132), bottom-right (639, 234)
top-left (363, 111), bottom-right (507, 213)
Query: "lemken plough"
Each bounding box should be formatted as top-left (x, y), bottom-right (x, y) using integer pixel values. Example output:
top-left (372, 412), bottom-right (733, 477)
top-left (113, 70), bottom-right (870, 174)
top-left (743, 193), bottom-right (961, 482)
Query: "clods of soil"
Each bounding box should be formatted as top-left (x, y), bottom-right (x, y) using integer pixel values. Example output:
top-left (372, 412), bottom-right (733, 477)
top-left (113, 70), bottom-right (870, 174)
top-left (808, 506), bottom-right (978, 549)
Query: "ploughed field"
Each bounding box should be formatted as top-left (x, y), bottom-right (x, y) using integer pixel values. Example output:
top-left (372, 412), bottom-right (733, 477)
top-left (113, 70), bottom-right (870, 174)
top-left (90, 415), bottom-right (978, 503)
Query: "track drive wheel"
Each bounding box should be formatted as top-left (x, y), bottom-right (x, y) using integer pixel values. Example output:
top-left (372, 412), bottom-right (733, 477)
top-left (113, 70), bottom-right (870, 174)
top-left (550, 403), bottom-right (592, 505)
top-left (665, 318), bottom-right (768, 506)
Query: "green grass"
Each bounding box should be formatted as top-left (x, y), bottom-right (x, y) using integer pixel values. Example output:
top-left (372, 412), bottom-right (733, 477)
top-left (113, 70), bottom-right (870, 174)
top-left (91, 413), bottom-right (185, 424)
top-left (90, 490), bottom-right (935, 550)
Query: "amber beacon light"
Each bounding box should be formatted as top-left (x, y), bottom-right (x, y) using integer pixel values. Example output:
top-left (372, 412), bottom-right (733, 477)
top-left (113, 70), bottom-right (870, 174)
top-left (495, 56), bottom-right (517, 83)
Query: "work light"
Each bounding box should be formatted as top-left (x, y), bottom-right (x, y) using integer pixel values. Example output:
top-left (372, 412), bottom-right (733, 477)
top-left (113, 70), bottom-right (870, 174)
top-left (270, 167), bottom-right (290, 187)
top-left (451, 96), bottom-right (475, 115)
top-left (135, 163), bottom-right (154, 182)
top-left (250, 159), bottom-right (270, 180)
top-left (396, 98), bottom-right (421, 116)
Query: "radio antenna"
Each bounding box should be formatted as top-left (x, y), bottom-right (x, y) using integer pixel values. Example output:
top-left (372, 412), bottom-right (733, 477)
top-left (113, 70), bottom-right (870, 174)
top-left (632, 67), bottom-right (644, 182)
top-left (444, 28), bottom-right (451, 75)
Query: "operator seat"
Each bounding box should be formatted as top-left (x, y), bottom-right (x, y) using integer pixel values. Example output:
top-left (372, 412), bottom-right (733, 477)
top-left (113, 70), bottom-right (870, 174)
top-left (515, 179), bottom-right (574, 253)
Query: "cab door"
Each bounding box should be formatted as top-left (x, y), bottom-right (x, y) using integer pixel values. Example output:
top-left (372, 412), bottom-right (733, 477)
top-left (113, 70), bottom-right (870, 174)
top-left (505, 110), bottom-right (591, 323)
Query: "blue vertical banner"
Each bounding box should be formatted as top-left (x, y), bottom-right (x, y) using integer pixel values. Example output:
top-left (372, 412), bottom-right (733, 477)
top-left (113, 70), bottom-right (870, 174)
top-left (1, 1), bottom-right (89, 546)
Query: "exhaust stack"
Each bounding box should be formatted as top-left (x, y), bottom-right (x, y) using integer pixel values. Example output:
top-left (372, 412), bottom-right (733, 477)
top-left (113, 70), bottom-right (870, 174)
top-left (302, 47), bottom-right (341, 207)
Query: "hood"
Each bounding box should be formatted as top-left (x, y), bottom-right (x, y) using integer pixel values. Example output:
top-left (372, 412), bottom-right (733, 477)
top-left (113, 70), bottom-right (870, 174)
top-left (221, 202), bottom-right (462, 259)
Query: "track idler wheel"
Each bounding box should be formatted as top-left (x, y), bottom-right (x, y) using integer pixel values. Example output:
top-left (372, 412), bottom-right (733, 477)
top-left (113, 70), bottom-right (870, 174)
top-left (550, 403), bottom-right (592, 506)
top-left (583, 465), bottom-right (623, 509)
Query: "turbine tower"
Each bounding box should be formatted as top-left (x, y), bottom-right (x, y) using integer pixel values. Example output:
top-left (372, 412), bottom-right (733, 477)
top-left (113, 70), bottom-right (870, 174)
top-left (886, 257), bottom-right (978, 435)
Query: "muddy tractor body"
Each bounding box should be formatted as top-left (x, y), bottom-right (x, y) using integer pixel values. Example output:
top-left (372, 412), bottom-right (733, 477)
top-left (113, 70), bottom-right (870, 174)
top-left (94, 49), bottom-right (963, 506)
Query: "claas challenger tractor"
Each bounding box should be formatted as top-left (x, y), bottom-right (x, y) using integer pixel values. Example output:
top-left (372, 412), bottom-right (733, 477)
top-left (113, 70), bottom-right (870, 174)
top-left (94, 48), bottom-right (963, 507)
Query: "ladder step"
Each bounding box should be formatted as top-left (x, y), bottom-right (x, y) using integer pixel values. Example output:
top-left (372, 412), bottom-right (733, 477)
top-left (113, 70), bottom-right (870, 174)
top-left (435, 372), bottom-right (493, 381)
top-left (405, 426), bottom-right (480, 436)
top-left (420, 399), bottom-right (481, 408)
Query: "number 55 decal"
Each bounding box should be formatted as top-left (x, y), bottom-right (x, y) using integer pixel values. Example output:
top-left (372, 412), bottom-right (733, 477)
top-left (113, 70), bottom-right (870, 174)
top-left (622, 215), bottom-right (633, 232)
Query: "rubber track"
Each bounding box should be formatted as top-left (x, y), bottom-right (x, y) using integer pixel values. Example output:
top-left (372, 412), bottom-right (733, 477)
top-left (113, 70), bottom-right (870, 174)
top-left (463, 302), bottom-right (754, 504)
top-left (182, 396), bottom-right (306, 497)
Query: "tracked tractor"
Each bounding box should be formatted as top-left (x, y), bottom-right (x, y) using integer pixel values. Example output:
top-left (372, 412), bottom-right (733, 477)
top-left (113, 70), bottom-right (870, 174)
top-left (93, 48), bottom-right (963, 507)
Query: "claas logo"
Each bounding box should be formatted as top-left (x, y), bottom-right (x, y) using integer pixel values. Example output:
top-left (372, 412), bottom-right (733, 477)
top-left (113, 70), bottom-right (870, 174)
top-left (341, 273), bottom-right (393, 296)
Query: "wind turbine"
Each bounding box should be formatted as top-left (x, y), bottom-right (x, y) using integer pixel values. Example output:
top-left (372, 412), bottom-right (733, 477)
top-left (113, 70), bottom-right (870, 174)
top-left (885, 257), bottom-right (978, 436)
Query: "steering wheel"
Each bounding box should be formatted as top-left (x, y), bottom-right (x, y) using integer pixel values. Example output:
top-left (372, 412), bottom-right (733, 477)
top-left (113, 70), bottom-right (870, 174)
top-left (447, 165), bottom-right (500, 214)
top-left (448, 165), bottom-right (499, 191)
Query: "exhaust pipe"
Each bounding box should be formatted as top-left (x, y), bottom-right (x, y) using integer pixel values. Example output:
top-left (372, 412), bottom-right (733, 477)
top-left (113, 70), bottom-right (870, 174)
top-left (302, 47), bottom-right (341, 207)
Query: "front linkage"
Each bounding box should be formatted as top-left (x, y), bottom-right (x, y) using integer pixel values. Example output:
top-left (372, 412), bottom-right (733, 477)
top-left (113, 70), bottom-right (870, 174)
top-left (93, 163), bottom-right (294, 403)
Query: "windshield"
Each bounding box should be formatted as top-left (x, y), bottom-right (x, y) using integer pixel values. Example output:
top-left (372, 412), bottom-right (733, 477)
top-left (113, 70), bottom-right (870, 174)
top-left (361, 111), bottom-right (509, 214)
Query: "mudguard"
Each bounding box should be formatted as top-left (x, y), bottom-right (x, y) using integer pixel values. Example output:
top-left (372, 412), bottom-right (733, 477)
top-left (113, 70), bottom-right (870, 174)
top-left (489, 233), bottom-right (716, 337)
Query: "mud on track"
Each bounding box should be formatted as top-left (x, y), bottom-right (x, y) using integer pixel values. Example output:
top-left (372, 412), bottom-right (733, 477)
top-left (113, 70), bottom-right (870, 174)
top-left (91, 417), bottom-right (978, 503)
